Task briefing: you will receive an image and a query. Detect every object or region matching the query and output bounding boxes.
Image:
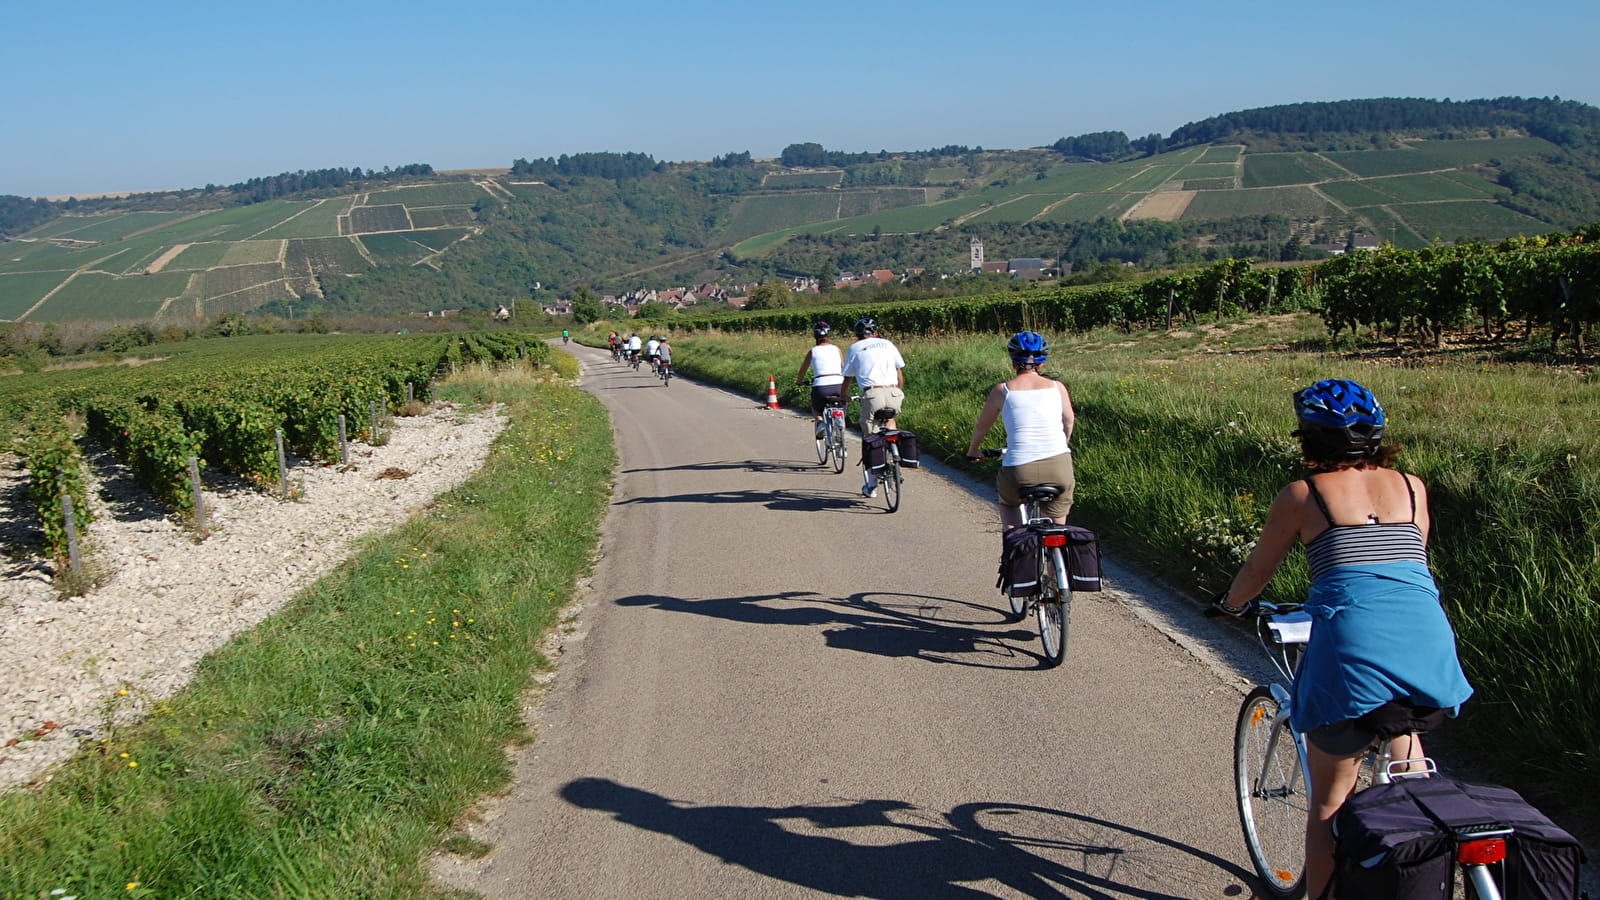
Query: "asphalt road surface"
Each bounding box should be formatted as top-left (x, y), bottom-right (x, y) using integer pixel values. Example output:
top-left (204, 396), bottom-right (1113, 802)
top-left (434, 344), bottom-right (1272, 899)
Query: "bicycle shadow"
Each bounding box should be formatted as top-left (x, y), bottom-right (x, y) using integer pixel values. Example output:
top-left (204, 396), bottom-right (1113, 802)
top-left (614, 590), bottom-right (1051, 670)
top-left (559, 777), bottom-right (1253, 898)
top-left (623, 458), bottom-right (833, 475)
top-left (614, 487), bottom-right (878, 513)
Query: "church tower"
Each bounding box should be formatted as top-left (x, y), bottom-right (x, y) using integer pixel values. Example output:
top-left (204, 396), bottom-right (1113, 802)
top-left (970, 236), bottom-right (984, 272)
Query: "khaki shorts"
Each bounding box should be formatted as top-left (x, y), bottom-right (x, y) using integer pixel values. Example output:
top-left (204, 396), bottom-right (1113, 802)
top-left (859, 386), bottom-right (905, 434)
top-left (998, 452), bottom-right (1075, 519)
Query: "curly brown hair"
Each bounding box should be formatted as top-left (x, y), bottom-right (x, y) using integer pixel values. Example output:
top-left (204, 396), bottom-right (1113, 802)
top-left (1296, 430), bottom-right (1400, 472)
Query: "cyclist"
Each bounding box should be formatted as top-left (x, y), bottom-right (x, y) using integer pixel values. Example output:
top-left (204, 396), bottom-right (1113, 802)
top-left (794, 321), bottom-right (844, 439)
top-left (625, 332), bottom-right (643, 365)
top-left (645, 335), bottom-right (662, 372)
top-left (562, 329), bottom-right (570, 345)
top-left (607, 330), bottom-right (621, 359)
top-left (839, 317), bottom-right (906, 498)
top-left (1212, 379), bottom-right (1473, 899)
top-left (963, 331), bottom-right (1075, 527)
top-left (656, 337), bottom-right (672, 376)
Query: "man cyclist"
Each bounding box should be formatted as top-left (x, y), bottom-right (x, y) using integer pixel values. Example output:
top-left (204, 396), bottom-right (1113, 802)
top-left (645, 335), bottom-right (662, 373)
top-left (840, 317), bottom-right (906, 498)
top-left (562, 329), bottom-right (570, 345)
top-left (625, 332), bottom-right (643, 365)
top-left (794, 321), bottom-right (844, 439)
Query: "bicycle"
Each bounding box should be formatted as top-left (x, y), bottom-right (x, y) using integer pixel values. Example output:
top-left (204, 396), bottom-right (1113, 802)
top-left (801, 383), bottom-right (848, 474)
top-left (979, 448), bottom-right (1070, 667)
top-left (1226, 600), bottom-right (1512, 900)
top-left (852, 395), bottom-right (904, 512)
top-left (629, 349), bottom-right (642, 371)
top-left (658, 361), bottom-right (672, 386)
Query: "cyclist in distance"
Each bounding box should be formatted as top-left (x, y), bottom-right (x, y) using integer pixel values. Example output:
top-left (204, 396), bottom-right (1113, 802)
top-left (839, 317), bottom-right (906, 498)
top-left (645, 335), bottom-right (662, 372)
top-left (607, 330), bottom-right (621, 358)
top-left (794, 321), bottom-right (845, 438)
top-left (1211, 379), bottom-right (1473, 899)
top-left (562, 328), bottom-right (570, 345)
top-left (625, 332), bottom-right (643, 364)
top-left (963, 331), bottom-right (1075, 527)
top-left (656, 336), bottom-right (672, 371)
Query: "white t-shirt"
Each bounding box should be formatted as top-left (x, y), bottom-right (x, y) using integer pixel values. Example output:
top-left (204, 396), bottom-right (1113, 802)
top-left (808, 344), bottom-right (844, 386)
top-left (841, 337), bottom-right (904, 388)
top-left (646, 339), bottom-right (660, 356)
top-left (626, 336), bottom-right (642, 351)
top-left (1000, 384), bottom-right (1071, 466)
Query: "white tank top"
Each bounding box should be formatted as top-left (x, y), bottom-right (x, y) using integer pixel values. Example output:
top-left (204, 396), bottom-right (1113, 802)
top-left (1000, 384), bottom-right (1070, 466)
top-left (809, 344), bottom-right (844, 386)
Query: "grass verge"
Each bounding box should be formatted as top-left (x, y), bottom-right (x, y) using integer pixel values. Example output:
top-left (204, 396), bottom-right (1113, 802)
top-left (0, 355), bottom-right (614, 897)
top-left (666, 316), bottom-right (1600, 833)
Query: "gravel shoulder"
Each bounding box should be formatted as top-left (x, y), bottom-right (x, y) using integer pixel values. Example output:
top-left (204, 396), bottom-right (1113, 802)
top-left (0, 403), bottom-right (507, 790)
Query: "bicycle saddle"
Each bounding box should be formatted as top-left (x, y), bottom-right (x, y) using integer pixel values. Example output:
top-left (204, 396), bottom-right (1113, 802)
top-left (873, 407), bottom-right (899, 420)
top-left (1019, 485), bottom-right (1064, 503)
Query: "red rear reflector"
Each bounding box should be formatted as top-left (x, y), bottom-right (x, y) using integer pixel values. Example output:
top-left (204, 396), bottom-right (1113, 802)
top-left (1456, 838), bottom-right (1507, 865)
top-left (1042, 534), bottom-right (1067, 547)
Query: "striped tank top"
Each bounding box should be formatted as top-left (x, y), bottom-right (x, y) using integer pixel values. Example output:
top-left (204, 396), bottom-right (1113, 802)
top-left (1303, 474), bottom-right (1429, 581)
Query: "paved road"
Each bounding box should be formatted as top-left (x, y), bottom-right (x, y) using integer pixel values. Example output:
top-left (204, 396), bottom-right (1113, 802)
top-left (435, 344), bottom-right (1266, 898)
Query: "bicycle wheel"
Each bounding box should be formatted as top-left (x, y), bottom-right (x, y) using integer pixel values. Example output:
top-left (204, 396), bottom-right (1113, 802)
top-left (881, 452), bottom-right (901, 512)
top-left (815, 424), bottom-right (829, 465)
top-left (828, 419), bottom-right (847, 474)
top-left (1235, 687), bottom-right (1307, 899)
top-left (1036, 547), bottom-right (1068, 667)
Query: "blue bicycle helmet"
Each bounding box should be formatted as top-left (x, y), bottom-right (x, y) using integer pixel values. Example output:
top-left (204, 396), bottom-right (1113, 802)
top-left (812, 321), bottom-right (831, 338)
top-left (1294, 379), bottom-right (1385, 454)
top-left (1007, 330), bottom-right (1049, 365)
top-left (852, 317), bottom-right (878, 337)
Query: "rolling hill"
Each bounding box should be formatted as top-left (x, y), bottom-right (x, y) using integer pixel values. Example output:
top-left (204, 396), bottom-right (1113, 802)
top-left (3, 96), bottom-right (1598, 323)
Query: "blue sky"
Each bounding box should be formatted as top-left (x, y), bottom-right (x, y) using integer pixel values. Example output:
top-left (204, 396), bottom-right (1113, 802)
top-left (6, 0), bottom-right (1598, 198)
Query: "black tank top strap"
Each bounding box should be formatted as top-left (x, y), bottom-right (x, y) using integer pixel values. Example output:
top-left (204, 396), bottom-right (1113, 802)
top-left (1401, 469), bottom-right (1418, 523)
top-left (1303, 476), bottom-right (1334, 526)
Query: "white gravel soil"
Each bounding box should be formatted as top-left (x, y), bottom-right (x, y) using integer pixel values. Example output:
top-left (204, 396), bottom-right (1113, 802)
top-left (0, 402), bottom-right (507, 790)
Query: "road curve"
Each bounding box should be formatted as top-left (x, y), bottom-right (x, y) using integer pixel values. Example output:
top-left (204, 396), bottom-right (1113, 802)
top-left (434, 344), bottom-right (1263, 898)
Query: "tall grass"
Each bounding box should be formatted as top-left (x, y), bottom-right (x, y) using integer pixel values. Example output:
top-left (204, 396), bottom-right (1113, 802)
top-left (670, 316), bottom-right (1600, 822)
top-left (0, 358), bottom-right (613, 897)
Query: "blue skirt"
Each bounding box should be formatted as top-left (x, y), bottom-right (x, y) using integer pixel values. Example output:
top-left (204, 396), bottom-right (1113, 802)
top-left (1290, 561), bottom-right (1474, 735)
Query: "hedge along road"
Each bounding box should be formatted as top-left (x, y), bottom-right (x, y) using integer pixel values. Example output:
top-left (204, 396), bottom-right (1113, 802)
top-left (433, 342), bottom-right (1266, 899)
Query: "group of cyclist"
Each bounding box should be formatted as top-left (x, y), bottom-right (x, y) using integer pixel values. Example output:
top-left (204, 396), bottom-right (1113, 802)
top-left (795, 318), bottom-right (906, 498)
top-left (607, 330), bottom-right (672, 374)
top-left (798, 320), bottom-right (1472, 898)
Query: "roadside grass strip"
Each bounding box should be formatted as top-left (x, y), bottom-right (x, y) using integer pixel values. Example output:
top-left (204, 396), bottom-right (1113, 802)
top-left (0, 359), bottom-right (614, 897)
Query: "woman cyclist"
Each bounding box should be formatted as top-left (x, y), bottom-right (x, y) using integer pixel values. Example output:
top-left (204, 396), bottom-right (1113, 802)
top-left (794, 321), bottom-right (845, 437)
top-left (1212, 379), bottom-right (1473, 899)
top-left (964, 331), bottom-right (1076, 527)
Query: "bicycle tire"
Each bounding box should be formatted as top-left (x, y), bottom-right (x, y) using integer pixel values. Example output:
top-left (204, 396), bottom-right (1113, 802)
top-left (829, 421), bottom-right (846, 474)
top-left (1235, 687), bottom-right (1307, 899)
top-left (1036, 546), bottom-right (1068, 666)
top-left (815, 426), bottom-right (828, 465)
top-left (881, 450), bottom-right (901, 512)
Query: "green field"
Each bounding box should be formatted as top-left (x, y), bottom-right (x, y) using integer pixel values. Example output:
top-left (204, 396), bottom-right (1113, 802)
top-left (1319, 179), bottom-right (1400, 208)
top-left (366, 182), bottom-right (488, 207)
top-left (360, 232), bottom-right (433, 265)
top-left (724, 193), bottom-right (847, 240)
top-left (1390, 200), bottom-right (1549, 242)
top-left (1368, 172), bottom-right (1500, 203)
top-left (0, 271), bottom-right (72, 318)
top-left (1242, 153), bottom-right (1349, 187)
top-left (1183, 178), bottom-right (1236, 191)
top-left (1112, 166), bottom-right (1186, 192)
top-left (346, 204), bottom-right (413, 234)
top-left (964, 193), bottom-right (1064, 223)
top-left (286, 237), bottom-right (371, 275)
top-left (1041, 192), bottom-right (1139, 223)
top-left (1177, 163), bottom-right (1238, 180)
top-left (1183, 186), bottom-right (1338, 219)
top-left (253, 199), bottom-right (347, 239)
top-left (1197, 146), bottom-right (1242, 163)
top-left (408, 228), bottom-right (472, 251)
top-left (408, 207), bottom-right (475, 228)
top-left (763, 171), bottom-right (844, 189)
top-left (1031, 163), bottom-right (1145, 193)
top-left (1409, 137), bottom-right (1559, 164)
top-left (835, 188), bottom-right (930, 218)
top-left (32, 271), bottom-right (191, 321)
top-left (166, 242), bottom-right (233, 269)
top-left (1322, 148), bottom-right (1458, 177)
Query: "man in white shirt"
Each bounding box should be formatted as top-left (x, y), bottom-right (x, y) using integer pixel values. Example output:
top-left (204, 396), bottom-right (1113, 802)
top-left (840, 317), bottom-right (906, 497)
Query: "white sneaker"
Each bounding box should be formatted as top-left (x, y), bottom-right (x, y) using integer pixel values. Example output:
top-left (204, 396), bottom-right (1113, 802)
top-left (862, 475), bottom-right (877, 498)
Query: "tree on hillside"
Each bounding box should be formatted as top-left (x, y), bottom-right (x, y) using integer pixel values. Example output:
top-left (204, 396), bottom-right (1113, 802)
top-left (745, 282), bottom-right (793, 310)
top-left (571, 286), bottom-right (603, 324)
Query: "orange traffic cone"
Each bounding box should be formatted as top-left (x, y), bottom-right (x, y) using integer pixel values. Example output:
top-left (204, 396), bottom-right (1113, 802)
top-left (766, 375), bottom-right (781, 409)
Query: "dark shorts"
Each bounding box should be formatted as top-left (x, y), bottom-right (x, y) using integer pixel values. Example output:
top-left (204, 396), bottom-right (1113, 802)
top-left (810, 385), bottom-right (844, 416)
top-left (1306, 700), bottom-right (1449, 756)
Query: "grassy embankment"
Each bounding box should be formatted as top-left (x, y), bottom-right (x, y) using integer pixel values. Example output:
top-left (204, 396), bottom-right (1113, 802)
top-left (659, 315), bottom-right (1600, 829)
top-left (0, 354), bottom-right (615, 897)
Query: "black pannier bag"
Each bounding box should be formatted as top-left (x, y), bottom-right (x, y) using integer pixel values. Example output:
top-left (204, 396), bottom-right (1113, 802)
top-left (861, 432), bottom-right (888, 471)
top-left (1058, 525), bottom-right (1101, 592)
top-left (891, 430), bottom-right (920, 468)
top-left (996, 526), bottom-right (1041, 599)
top-left (1331, 776), bottom-right (1586, 900)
